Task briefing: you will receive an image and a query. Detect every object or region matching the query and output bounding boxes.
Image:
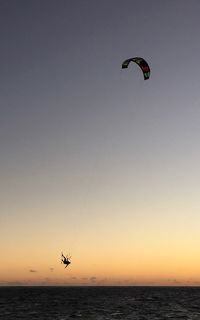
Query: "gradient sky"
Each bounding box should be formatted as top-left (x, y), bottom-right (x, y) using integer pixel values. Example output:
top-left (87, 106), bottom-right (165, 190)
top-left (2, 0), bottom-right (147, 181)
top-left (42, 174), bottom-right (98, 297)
top-left (1, 0), bottom-right (200, 286)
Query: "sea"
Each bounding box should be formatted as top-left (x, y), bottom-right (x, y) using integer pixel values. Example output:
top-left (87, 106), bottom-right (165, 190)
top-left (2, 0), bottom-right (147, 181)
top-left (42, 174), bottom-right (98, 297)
top-left (1, 286), bottom-right (200, 320)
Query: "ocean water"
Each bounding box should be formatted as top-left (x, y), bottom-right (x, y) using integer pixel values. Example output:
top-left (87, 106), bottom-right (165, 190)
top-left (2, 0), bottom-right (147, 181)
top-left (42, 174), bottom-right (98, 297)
top-left (1, 286), bottom-right (200, 320)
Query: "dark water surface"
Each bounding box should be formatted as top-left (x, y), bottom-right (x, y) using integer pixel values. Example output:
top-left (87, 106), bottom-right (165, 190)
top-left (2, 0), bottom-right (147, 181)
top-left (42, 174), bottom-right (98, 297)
top-left (1, 286), bottom-right (200, 319)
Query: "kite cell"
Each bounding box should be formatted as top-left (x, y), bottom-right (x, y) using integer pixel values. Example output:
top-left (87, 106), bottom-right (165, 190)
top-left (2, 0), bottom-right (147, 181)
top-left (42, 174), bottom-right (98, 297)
top-left (122, 57), bottom-right (150, 80)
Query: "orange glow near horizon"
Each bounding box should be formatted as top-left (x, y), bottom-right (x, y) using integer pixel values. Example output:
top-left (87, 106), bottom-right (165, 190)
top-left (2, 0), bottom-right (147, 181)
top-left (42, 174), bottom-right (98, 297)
top-left (1, 200), bottom-right (200, 286)
top-left (1, 231), bottom-right (200, 286)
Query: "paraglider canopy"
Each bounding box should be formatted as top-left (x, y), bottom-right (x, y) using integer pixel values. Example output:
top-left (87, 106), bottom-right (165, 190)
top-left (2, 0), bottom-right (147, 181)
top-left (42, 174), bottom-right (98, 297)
top-left (122, 57), bottom-right (150, 80)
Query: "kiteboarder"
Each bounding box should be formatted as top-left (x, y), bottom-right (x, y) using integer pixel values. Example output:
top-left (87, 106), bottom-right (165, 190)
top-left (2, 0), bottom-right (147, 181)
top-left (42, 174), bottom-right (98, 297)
top-left (61, 252), bottom-right (71, 268)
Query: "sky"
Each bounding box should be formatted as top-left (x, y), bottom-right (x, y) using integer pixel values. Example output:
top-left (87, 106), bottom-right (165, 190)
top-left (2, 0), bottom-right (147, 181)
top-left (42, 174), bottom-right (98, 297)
top-left (1, 0), bottom-right (200, 286)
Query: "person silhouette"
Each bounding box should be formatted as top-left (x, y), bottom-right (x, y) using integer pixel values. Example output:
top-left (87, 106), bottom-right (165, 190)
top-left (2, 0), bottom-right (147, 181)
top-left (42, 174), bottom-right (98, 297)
top-left (61, 252), bottom-right (71, 268)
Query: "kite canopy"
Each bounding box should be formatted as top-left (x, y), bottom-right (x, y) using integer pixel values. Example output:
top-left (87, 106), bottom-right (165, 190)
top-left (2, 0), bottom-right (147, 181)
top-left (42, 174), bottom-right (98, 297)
top-left (122, 57), bottom-right (150, 80)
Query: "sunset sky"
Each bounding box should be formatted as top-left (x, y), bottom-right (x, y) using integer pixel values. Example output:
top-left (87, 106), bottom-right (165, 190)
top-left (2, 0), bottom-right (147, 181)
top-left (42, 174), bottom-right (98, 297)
top-left (1, 0), bottom-right (200, 286)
